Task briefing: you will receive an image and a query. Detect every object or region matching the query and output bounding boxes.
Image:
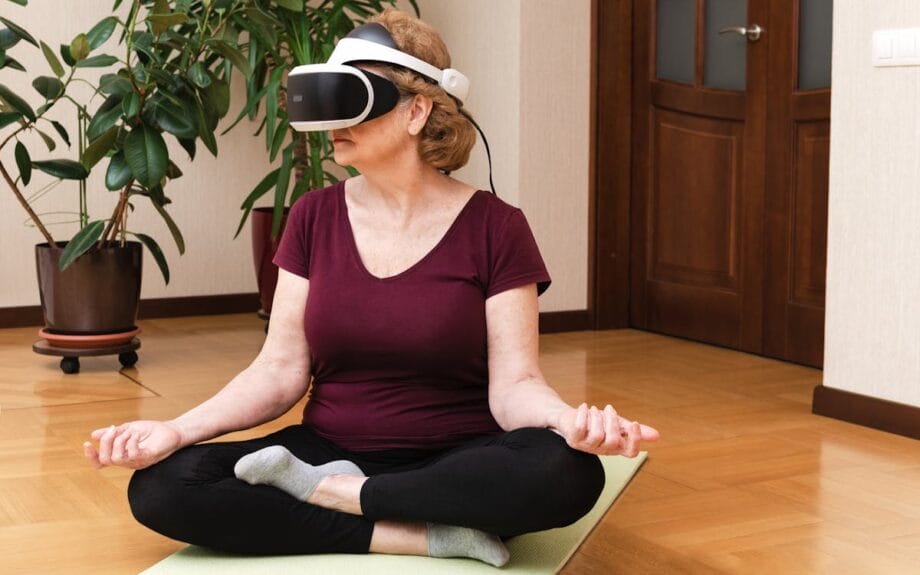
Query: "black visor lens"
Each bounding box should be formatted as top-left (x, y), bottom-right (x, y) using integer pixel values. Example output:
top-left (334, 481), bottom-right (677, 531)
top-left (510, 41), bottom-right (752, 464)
top-left (287, 71), bottom-right (369, 122)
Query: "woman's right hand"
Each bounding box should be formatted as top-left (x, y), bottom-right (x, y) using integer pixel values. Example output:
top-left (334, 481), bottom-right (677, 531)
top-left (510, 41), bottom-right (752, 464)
top-left (83, 420), bottom-right (183, 470)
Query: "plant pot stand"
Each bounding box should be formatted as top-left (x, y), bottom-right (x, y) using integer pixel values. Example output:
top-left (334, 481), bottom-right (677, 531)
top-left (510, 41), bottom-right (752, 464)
top-left (32, 338), bottom-right (141, 374)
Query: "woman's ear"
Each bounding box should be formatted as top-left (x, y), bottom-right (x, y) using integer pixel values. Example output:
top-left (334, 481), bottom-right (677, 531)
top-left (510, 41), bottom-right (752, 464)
top-left (406, 94), bottom-right (433, 136)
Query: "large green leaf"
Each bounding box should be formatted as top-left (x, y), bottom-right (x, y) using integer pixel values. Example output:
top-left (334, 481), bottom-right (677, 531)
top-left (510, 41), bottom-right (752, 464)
top-left (32, 159), bottom-right (89, 180)
top-left (87, 94), bottom-right (123, 141)
top-left (212, 40), bottom-right (250, 77)
top-left (194, 98), bottom-right (217, 156)
top-left (50, 120), bottom-right (70, 147)
top-left (234, 167), bottom-right (280, 239)
top-left (14, 141), bottom-right (31, 185)
top-left (59, 44), bottom-right (75, 67)
top-left (81, 125), bottom-right (118, 170)
top-left (3, 55), bottom-right (24, 71)
top-left (151, 201), bottom-right (185, 255)
top-left (75, 54), bottom-right (118, 68)
top-left (131, 232), bottom-right (170, 284)
top-left (121, 91), bottom-right (140, 117)
top-left (35, 128), bottom-right (55, 151)
top-left (272, 146), bottom-right (293, 238)
top-left (204, 76), bottom-right (229, 118)
top-left (70, 33), bottom-right (90, 61)
top-left (0, 83), bottom-right (36, 121)
top-left (0, 29), bottom-right (20, 50)
top-left (39, 41), bottom-right (64, 77)
top-left (149, 13), bottom-right (188, 36)
top-left (59, 220), bottom-right (106, 271)
top-left (105, 151), bottom-right (132, 190)
top-left (8, 0), bottom-right (28, 6)
top-left (0, 17), bottom-right (38, 48)
top-left (275, 0), bottom-right (304, 11)
top-left (32, 76), bottom-right (63, 100)
top-left (87, 16), bottom-right (118, 50)
top-left (99, 73), bottom-right (133, 96)
top-left (188, 61), bottom-right (210, 88)
top-left (153, 98), bottom-right (197, 138)
top-left (124, 125), bottom-right (167, 187)
top-left (0, 111), bottom-right (21, 129)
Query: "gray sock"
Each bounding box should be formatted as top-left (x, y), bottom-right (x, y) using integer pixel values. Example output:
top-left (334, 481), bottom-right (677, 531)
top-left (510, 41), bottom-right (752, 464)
top-left (427, 523), bottom-right (510, 567)
top-left (234, 445), bottom-right (365, 501)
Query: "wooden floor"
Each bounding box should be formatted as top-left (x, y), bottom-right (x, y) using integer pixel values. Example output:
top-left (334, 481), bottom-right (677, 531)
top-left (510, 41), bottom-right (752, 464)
top-left (1, 314), bottom-right (918, 574)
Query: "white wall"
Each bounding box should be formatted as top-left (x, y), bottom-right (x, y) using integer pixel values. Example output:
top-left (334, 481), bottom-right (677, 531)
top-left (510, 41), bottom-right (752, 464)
top-left (2, 1), bottom-right (592, 313)
top-left (408, 0), bottom-right (592, 312)
top-left (824, 1), bottom-right (920, 407)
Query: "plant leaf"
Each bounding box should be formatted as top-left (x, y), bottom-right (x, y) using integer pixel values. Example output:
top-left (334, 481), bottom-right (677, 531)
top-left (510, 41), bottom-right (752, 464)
top-left (212, 40), bottom-right (250, 77)
top-left (272, 146), bottom-right (293, 238)
top-left (153, 98), bottom-right (197, 138)
top-left (234, 167), bottom-right (279, 239)
top-left (194, 98), bottom-right (218, 156)
top-left (124, 125), bottom-right (167, 187)
top-left (50, 120), bottom-right (70, 147)
top-left (8, 0), bottom-right (29, 6)
top-left (148, 13), bottom-right (188, 36)
top-left (59, 220), bottom-right (106, 271)
top-left (40, 41), bottom-right (64, 77)
top-left (151, 201), bottom-right (185, 254)
top-left (82, 125), bottom-right (118, 170)
top-left (74, 54), bottom-right (118, 68)
top-left (3, 55), bottom-right (24, 71)
top-left (188, 61), bottom-right (210, 88)
top-left (0, 111), bottom-right (21, 129)
top-left (0, 82), bottom-right (36, 121)
top-left (105, 151), bottom-right (132, 190)
top-left (0, 17), bottom-right (38, 48)
top-left (32, 76), bottom-right (63, 99)
top-left (70, 33), bottom-right (90, 61)
top-left (32, 159), bottom-right (88, 180)
top-left (131, 232), bottom-right (170, 284)
top-left (87, 93), bottom-right (123, 141)
top-left (275, 0), bottom-right (304, 11)
top-left (0, 29), bottom-right (20, 50)
top-left (269, 117), bottom-right (288, 162)
top-left (15, 141), bottom-right (31, 185)
top-left (59, 43), bottom-right (75, 67)
top-left (177, 137), bottom-right (196, 160)
top-left (87, 16), bottom-right (118, 50)
top-left (122, 90), bottom-right (140, 117)
top-left (36, 128), bottom-right (55, 151)
top-left (99, 73), bottom-right (133, 96)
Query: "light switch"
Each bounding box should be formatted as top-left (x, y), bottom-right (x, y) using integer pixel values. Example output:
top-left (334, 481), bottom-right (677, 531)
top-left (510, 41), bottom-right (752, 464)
top-left (874, 28), bottom-right (920, 67)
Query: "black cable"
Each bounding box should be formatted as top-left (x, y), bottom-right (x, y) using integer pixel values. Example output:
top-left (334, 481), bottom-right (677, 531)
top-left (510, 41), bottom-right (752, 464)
top-left (460, 109), bottom-right (496, 196)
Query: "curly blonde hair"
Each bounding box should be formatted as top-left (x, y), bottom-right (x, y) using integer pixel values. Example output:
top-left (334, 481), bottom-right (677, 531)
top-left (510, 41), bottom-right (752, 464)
top-left (367, 9), bottom-right (476, 172)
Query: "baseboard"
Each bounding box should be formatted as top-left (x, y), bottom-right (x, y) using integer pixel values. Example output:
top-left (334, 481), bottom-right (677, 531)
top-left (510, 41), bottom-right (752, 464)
top-left (539, 309), bottom-right (594, 333)
top-left (812, 384), bottom-right (919, 439)
top-left (0, 293), bottom-right (261, 329)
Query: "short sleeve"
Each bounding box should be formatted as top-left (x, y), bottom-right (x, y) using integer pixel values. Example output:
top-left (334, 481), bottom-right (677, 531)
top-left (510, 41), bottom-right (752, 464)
top-left (486, 209), bottom-right (552, 298)
top-left (272, 196), bottom-right (311, 278)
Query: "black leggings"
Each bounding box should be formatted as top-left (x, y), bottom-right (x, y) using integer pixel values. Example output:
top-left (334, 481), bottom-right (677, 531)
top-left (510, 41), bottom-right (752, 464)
top-left (127, 425), bottom-right (605, 555)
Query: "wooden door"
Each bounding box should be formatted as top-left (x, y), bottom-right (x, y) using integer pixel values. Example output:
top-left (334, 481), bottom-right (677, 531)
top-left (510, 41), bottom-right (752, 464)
top-left (631, 0), bottom-right (769, 353)
top-left (628, 0), bottom-right (831, 367)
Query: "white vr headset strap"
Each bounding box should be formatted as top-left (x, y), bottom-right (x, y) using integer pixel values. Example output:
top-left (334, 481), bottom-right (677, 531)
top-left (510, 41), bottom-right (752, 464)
top-left (328, 38), bottom-right (470, 103)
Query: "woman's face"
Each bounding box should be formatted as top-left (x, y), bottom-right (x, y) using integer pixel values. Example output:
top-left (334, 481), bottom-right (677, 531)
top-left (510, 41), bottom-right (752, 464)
top-left (328, 66), bottom-right (430, 171)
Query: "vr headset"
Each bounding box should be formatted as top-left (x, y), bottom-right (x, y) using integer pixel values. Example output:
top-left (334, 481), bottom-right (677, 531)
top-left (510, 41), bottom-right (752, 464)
top-left (287, 23), bottom-right (470, 131)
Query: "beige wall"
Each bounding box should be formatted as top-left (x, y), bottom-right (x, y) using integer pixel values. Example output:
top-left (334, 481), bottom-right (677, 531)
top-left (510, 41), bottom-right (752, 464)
top-left (824, 1), bottom-right (920, 407)
top-left (2, 1), bottom-right (591, 313)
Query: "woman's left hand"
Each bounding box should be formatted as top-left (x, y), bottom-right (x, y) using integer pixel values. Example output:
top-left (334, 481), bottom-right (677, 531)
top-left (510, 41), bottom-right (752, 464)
top-left (554, 403), bottom-right (660, 457)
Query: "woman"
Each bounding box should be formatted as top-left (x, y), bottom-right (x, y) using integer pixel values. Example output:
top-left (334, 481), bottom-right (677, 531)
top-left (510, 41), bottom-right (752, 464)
top-left (84, 10), bottom-right (659, 568)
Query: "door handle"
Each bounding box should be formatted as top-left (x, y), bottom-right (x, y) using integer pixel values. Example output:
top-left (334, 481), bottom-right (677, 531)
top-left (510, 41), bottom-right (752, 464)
top-left (719, 24), bottom-right (763, 42)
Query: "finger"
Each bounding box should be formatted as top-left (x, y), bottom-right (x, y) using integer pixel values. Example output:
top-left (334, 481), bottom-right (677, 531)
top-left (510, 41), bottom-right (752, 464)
top-left (623, 420), bottom-right (642, 457)
top-left (639, 423), bottom-right (661, 442)
top-left (90, 427), bottom-right (110, 440)
top-left (603, 405), bottom-right (624, 451)
top-left (573, 403), bottom-right (589, 439)
top-left (126, 432), bottom-right (141, 461)
top-left (97, 425), bottom-right (117, 466)
top-left (83, 441), bottom-right (103, 469)
top-left (111, 429), bottom-right (131, 464)
top-left (585, 406), bottom-right (605, 447)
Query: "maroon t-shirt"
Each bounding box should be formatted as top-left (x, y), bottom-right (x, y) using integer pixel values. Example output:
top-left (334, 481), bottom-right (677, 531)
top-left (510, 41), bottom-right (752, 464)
top-left (272, 181), bottom-right (551, 451)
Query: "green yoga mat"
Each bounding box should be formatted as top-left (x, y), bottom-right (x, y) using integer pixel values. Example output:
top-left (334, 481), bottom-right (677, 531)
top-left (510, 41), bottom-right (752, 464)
top-left (140, 453), bottom-right (646, 574)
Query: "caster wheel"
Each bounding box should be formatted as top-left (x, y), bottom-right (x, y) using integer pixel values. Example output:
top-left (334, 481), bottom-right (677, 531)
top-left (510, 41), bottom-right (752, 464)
top-left (119, 351), bottom-right (139, 368)
top-left (61, 356), bottom-right (80, 374)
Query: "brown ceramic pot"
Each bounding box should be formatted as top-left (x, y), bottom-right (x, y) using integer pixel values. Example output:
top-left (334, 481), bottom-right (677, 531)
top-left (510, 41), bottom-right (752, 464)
top-left (251, 207), bottom-right (289, 315)
top-left (35, 241), bottom-right (142, 335)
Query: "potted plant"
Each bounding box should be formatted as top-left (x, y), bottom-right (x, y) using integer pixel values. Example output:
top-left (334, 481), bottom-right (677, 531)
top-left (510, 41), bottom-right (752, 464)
top-left (224, 0), bottom-right (416, 316)
top-left (1, 0), bottom-right (251, 362)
